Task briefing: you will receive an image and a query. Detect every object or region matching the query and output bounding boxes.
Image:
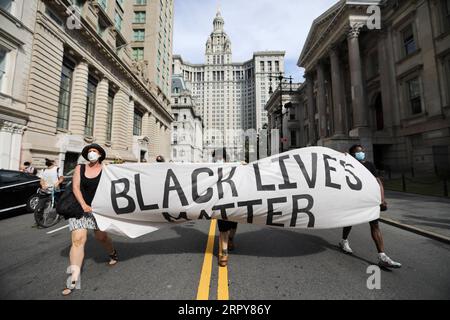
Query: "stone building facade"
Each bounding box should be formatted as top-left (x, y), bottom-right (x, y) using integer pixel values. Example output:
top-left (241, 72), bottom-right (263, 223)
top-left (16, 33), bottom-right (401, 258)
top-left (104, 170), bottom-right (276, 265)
top-left (0, 0), bottom-right (37, 170)
top-left (18, 0), bottom-right (173, 173)
top-left (293, 0), bottom-right (450, 175)
top-left (171, 75), bottom-right (203, 163)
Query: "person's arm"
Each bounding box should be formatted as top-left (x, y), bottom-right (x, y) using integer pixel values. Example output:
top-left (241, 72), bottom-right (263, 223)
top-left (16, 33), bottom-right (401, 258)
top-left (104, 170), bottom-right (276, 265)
top-left (72, 165), bottom-right (91, 213)
top-left (376, 177), bottom-right (385, 204)
top-left (40, 178), bottom-right (47, 189)
top-left (55, 168), bottom-right (64, 188)
top-left (39, 170), bottom-right (48, 189)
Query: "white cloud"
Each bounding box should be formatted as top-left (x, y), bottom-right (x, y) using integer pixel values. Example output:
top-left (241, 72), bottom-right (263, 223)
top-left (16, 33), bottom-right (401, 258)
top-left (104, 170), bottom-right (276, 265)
top-left (173, 0), bottom-right (338, 82)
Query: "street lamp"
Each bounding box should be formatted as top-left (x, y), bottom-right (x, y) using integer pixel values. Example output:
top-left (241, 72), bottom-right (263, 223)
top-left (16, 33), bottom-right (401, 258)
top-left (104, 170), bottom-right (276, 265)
top-left (268, 73), bottom-right (293, 153)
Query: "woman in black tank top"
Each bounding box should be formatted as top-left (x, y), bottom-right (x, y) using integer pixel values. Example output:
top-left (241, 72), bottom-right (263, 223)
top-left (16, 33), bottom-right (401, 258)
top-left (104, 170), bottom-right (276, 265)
top-left (62, 144), bottom-right (118, 296)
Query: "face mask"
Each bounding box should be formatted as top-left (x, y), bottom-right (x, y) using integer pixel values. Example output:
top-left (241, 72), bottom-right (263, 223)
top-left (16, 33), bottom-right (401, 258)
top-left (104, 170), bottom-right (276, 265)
top-left (355, 152), bottom-right (366, 161)
top-left (88, 151), bottom-right (100, 163)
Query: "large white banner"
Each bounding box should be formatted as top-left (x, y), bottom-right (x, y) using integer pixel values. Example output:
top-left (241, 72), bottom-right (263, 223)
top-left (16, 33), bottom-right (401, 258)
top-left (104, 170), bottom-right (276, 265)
top-left (92, 147), bottom-right (381, 238)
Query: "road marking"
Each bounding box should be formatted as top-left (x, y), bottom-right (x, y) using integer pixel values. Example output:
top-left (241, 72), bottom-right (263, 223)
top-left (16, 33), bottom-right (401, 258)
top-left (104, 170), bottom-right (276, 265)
top-left (218, 262), bottom-right (229, 300)
top-left (46, 224), bottom-right (69, 234)
top-left (196, 220), bottom-right (217, 300)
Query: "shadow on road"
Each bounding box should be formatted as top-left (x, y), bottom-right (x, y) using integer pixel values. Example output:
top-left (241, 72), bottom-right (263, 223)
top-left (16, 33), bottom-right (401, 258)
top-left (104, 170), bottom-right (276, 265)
top-left (59, 224), bottom-right (378, 267)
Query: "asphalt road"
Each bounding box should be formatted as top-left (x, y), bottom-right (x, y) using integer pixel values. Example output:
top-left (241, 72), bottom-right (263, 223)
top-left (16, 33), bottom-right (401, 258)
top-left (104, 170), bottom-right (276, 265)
top-left (0, 212), bottom-right (449, 300)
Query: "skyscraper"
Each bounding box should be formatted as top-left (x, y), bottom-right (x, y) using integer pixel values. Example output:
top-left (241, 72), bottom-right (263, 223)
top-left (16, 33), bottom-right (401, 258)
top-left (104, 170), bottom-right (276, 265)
top-left (173, 11), bottom-right (285, 160)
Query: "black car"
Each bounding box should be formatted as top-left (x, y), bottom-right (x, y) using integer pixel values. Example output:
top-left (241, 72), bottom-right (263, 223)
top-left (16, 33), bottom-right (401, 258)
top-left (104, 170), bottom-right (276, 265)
top-left (0, 169), bottom-right (41, 214)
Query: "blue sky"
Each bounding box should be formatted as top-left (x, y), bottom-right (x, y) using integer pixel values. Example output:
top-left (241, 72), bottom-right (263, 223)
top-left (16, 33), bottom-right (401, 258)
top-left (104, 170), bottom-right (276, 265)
top-left (173, 0), bottom-right (338, 83)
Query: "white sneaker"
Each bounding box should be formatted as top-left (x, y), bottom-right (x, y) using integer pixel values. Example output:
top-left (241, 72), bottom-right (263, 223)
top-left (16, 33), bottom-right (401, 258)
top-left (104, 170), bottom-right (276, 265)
top-left (339, 240), bottom-right (353, 254)
top-left (378, 254), bottom-right (402, 269)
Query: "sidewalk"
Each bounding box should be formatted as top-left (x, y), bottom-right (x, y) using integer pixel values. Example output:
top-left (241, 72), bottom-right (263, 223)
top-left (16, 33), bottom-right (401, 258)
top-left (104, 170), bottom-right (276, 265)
top-left (381, 191), bottom-right (450, 243)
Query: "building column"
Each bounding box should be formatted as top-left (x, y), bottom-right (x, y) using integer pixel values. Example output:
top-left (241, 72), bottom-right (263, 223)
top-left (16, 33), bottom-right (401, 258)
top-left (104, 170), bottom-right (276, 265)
top-left (147, 113), bottom-right (156, 160)
top-left (347, 24), bottom-right (369, 130)
top-left (329, 47), bottom-right (346, 137)
top-left (69, 60), bottom-right (89, 136)
top-left (93, 77), bottom-right (109, 145)
top-left (111, 89), bottom-right (130, 151)
top-left (305, 72), bottom-right (316, 145)
top-left (316, 62), bottom-right (327, 141)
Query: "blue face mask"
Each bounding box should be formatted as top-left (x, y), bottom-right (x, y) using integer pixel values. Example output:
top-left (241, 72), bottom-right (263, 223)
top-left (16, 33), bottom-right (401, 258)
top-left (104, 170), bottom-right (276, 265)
top-left (355, 152), bottom-right (366, 161)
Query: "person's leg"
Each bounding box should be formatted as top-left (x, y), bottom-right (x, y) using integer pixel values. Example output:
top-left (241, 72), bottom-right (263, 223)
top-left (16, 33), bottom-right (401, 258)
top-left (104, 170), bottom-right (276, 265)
top-left (369, 220), bottom-right (384, 253)
top-left (370, 220), bottom-right (401, 268)
top-left (228, 223), bottom-right (238, 251)
top-left (339, 227), bottom-right (353, 254)
top-left (63, 229), bottom-right (87, 295)
top-left (94, 230), bottom-right (117, 265)
top-left (217, 220), bottom-right (230, 267)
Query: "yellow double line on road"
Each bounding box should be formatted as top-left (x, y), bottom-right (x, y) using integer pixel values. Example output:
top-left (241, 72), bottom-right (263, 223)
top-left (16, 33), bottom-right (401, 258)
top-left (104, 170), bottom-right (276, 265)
top-left (196, 220), bottom-right (229, 300)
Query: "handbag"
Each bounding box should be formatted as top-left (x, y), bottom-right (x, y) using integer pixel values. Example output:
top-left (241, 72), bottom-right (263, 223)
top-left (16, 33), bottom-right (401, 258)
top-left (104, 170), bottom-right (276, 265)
top-left (56, 182), bottom-right (84, 220)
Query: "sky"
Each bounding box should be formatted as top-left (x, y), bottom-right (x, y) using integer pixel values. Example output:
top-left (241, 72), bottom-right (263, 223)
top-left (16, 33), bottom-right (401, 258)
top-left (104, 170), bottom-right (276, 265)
top-left (173, 0), bottom-right (339, 83)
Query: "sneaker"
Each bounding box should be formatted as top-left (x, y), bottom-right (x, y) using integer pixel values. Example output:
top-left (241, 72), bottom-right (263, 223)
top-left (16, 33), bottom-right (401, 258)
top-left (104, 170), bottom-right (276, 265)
top-left (378, 254), bottom-right (402, 269)
top-left (339, 240), bottom-right (353, 254)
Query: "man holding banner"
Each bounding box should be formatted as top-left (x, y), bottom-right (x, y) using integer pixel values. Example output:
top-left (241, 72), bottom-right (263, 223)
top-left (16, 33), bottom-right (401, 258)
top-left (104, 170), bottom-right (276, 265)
top-left (339, 145), bottom-right (401, 269)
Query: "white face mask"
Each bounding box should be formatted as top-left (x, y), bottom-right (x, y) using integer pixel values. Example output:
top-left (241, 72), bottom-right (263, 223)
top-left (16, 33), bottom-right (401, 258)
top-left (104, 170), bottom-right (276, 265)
top-left (88, 151), bottom-right (100, 163)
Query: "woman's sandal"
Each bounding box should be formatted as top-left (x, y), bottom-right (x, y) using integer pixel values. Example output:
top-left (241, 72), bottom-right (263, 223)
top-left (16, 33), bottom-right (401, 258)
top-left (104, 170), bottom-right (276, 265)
top-left (108, 249), bottom-right (118, 266)
top-left (62, 280), bottom-right (78, 296)
top-left (218, 250), bottom-right (228, 267)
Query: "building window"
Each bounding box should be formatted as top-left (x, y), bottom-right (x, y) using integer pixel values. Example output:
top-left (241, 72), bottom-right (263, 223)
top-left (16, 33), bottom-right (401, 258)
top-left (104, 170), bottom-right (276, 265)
top-left (133, 109), bottom-right (143, 136)
top-left (402, 25), bottom-right (417, 57)
top-left (443, 0), bottom-right (450, 32)
top-left (275, 61), bottom-right (280, 73)
top-left (135, 0), bottom-right (147, 4)
top-left (134, 11), bottom-right (146, 23)
top-left (85, 77), bottom-right (97, 136)
top-left (407, 77), bottom-right (422, 115)
top-left (0, 48), bottom-right (7, 93)
top-left (115, 11), bottom-right (123, 31)
top-left (106, 90), bottom-right (114, 142)
top-left (98, 0), bottom-right (107, 11)
top-left (0, 0), bottom-right (15, 14)
top-left (133, 29), bottom-right (145, 41)
top-left (132, 48), bottom-right (144, 60)
top-left (260, 61), bottom-right (264, 73)
top-left (290, 131), bottom-right (297, 146)
top-left (56, 59), bottom-right (74, 130)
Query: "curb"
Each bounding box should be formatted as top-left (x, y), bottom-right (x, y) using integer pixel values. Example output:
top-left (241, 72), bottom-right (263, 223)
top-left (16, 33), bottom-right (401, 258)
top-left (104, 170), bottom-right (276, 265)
top-left (380, 217), bottom-right (450, 245)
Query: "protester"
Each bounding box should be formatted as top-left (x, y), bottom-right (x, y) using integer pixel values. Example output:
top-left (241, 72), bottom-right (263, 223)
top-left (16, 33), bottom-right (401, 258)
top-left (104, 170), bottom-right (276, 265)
top-left (62, 144), bottom-right (118, 296)
top-left (339, 145), bottom-right (401, 269)
top-left (38, 158), bottom-right (64, 192)
top-left (156, 155), bottom-right (165, 163)
top-left (22, 161), bottom-right (37, 175)
top-left (213, 148), bottom-right (238, 267)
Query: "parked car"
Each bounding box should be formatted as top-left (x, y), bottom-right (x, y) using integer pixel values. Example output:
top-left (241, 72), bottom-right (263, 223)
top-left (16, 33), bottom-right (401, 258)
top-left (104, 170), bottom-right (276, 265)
top-left (0, 170), bottom-right (41, 214)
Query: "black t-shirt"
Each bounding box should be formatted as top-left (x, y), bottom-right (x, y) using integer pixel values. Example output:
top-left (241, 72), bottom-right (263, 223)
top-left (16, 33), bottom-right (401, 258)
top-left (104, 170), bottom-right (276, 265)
top-left (363, 161), bottom-right (379, 178)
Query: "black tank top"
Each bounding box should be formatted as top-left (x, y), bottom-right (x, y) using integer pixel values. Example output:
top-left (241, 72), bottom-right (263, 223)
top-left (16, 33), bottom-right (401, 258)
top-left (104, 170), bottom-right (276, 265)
top-left (80, 164), bottom-right (102, 206)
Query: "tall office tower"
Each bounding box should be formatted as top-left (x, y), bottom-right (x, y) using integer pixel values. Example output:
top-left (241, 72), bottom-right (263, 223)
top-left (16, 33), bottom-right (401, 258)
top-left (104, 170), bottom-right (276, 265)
top-left (173, 11), bottom-right (285, 160)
